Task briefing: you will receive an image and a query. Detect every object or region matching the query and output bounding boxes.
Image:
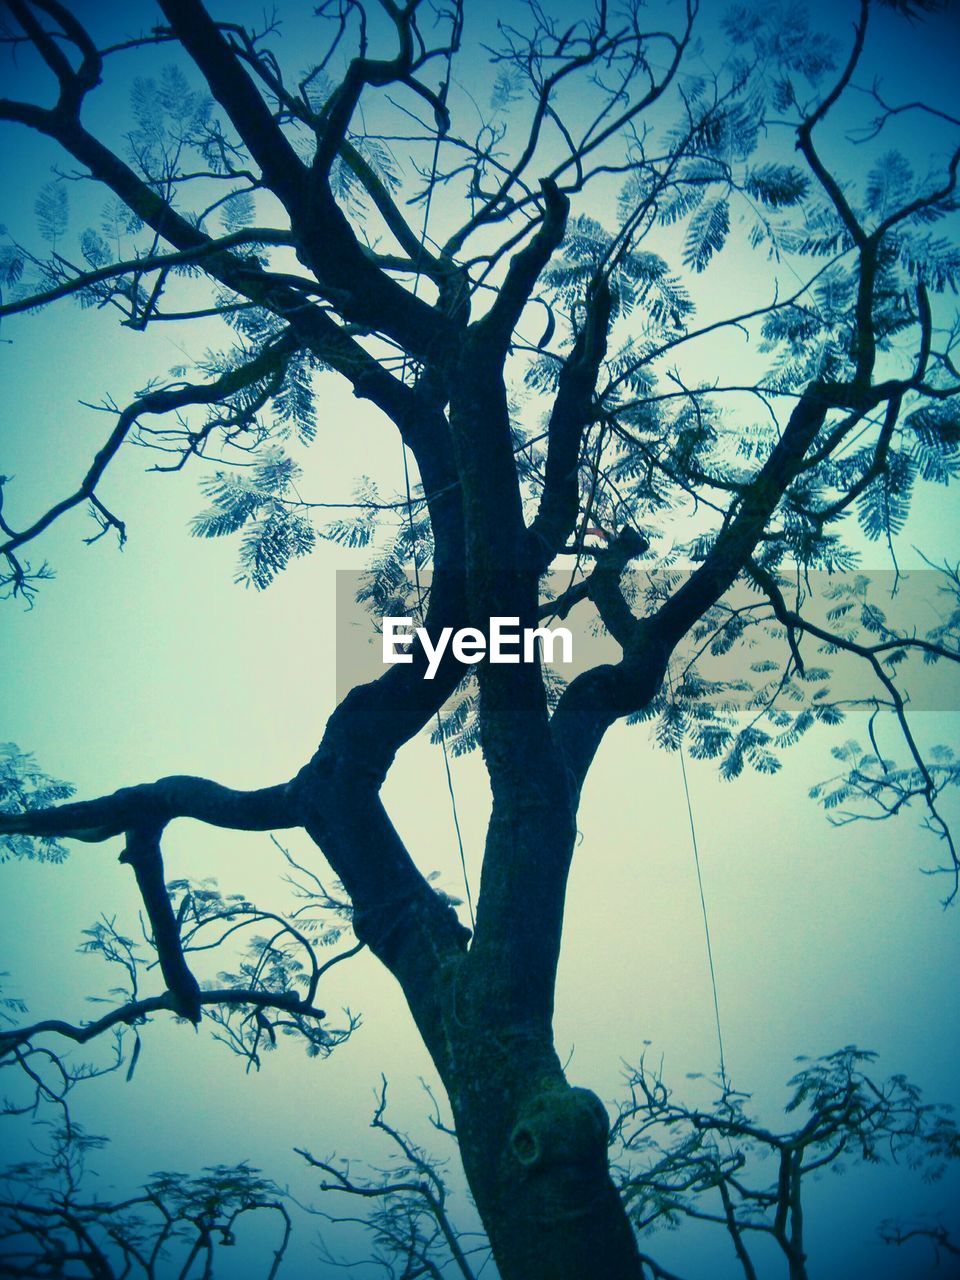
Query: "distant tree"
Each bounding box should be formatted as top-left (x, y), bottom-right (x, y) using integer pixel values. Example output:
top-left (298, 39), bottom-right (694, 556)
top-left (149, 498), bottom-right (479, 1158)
top-left (0, 1123), bottom-right (291, 1278)
top-left (613, 1047), bottom-right (960, 1280)
top-left (1, 0), bottom-right (959, 1275)
top-left (295, 1050), bottom-right (960, 1280)
top-left (6, 1051), bottom-right (955, 1280)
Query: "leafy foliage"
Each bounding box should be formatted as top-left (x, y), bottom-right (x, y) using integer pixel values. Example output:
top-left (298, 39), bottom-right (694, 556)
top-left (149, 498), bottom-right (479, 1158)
top-left (191, 449), bottom-right (316, 588)
top-left (745, 162), bottom-right (809, 208)
top-left (127, 66), bottom-right (215, 181)
top-left (33, 182), bottom-right (68, 246)
top-left (543, 215), bottom-right (693, 329)
top-left (682, 197), bottom-right (730, 272)
top-left (0, 745), bottom-right (74, 864)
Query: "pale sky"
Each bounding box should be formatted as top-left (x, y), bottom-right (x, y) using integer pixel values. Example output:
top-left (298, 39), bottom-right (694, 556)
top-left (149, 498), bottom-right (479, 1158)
top-left (1, 1), bottom-right (959, 1276)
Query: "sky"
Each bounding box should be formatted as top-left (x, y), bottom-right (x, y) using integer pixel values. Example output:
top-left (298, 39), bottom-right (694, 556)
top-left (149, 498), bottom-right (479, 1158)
top-left (1, 1), bottom-right (960, 1277)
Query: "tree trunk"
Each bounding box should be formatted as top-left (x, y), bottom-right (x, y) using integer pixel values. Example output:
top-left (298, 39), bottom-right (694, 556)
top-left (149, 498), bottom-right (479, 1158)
top-left (415, 803), bottom-right (643, 1279)
top-left (419, 696), bottom-right (644, 1277)
top-left (442, 1030), bottom-right (643, 1280)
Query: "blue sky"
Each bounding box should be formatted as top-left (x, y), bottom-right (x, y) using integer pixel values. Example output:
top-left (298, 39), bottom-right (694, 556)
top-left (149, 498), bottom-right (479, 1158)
top-left (2, 1), bottom-right (960, 1275)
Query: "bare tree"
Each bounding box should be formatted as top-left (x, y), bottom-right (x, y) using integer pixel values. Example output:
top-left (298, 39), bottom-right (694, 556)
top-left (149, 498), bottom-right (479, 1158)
top-left (294, 1051), bottom-right (960, 1280)
top-left (4, 1051), bottom-right (955, 1279)
top-left (613, 1047), bottom-right (960, 1280)
top-left (0, 1121), bottom-right (292, 1279)
top-left (299, 1077), bottom-right (491, 1280)
top-left (0, 0), bottom-right (958, 1275)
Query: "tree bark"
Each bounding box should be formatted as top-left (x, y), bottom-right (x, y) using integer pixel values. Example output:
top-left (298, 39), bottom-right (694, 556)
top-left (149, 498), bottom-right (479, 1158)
top-left (378, 796), bottom-right (646, 1280)
top-left (443, 1030), bottom-right (644, 1280)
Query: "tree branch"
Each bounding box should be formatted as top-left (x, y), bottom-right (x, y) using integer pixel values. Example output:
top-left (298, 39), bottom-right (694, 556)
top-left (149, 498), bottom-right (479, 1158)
top-left (0, 229), bottom-right (295, 321)
top-left (473, 178), bottom-right (570, 354)
top-left (0, 330), bottom-right (300, 561)
top-left (155, 0), bottom-right (306, 203)
top-left (0, 773), bottom-right (295, 842)
top-left (528, 276), bottom-right (612, 568)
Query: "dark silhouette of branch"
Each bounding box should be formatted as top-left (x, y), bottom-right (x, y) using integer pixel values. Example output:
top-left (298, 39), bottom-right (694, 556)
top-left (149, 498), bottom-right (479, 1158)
top-left (0, 1120), bottom-right (293, 1280)
top-left (1, 1), bottom-right (958, 1274)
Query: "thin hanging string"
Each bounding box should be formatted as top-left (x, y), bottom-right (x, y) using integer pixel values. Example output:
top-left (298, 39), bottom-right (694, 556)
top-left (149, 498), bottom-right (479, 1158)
top-left (396, 8), bottom-right (475, 929)
top-left (678, 739), bottom-right (727, 1090)
top-left (669, 667), bottom-right (727, 1090)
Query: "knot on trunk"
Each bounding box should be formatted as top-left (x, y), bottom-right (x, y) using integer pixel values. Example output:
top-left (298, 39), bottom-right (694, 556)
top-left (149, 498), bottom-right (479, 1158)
top-left (509, 1086), bottom-right (609, 1173)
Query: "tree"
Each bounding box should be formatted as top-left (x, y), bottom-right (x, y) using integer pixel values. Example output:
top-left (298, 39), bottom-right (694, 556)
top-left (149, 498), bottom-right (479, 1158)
top-left (1, 1123), bottom-right (292, 1279)
top-left (0, 0), bottom-right (958, 1276)
top-left (5, 1052), bottom-right (957, 1279)
top-left (295, 1051), bottom-right (960, 1280)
